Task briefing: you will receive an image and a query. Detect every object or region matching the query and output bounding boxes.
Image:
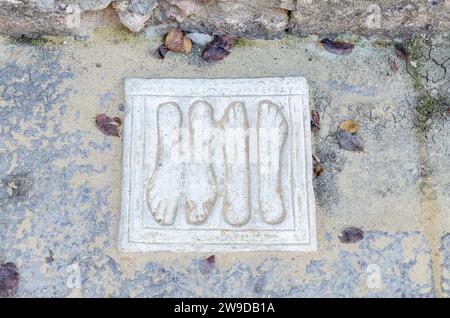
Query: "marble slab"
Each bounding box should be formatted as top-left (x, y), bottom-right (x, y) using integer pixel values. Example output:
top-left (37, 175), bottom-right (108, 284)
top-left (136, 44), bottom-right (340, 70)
top-left (119, 77), bottom-right (316, 252)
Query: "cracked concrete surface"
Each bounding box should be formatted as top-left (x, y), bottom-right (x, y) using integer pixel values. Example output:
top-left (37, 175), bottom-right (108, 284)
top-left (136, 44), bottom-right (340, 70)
top-left (0, 25), bottom-right (449, 297)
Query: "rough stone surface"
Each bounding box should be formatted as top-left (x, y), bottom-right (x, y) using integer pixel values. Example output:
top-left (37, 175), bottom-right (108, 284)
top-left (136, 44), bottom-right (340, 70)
top-left (79, 0), bottom-right (112, 11)
top-left (1, 0), bottom-right (449, 38)
top-left (291, 0), bottom-right (450, 37)
top-left (152, 0), bottom-right (290, 38)
top-left (0, 1), bottom-right (76, 37)
top-left (113, 0), bottom-right (158, 32)
top-left (0, 27), bottom-right (449, 297)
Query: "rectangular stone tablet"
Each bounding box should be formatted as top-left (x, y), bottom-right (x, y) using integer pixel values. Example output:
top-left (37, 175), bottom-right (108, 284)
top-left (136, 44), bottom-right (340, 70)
top-left (119, 77), bottom-right (316, 252)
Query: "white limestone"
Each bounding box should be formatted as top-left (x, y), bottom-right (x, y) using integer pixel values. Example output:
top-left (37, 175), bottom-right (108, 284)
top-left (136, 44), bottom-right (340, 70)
top-left (119, 77), bottom-right (317, 252)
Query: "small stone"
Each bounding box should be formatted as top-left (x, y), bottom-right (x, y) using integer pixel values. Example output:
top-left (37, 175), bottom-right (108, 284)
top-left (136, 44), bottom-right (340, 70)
top-left (186, 32), bottom-right (213, 46)
top-left (45, 249), bottom-right (54, 264)
top-left (144, 24), bottom-right (176, 40)
top-left (114, 0), bottom-right (158, 32)
top-left (74, 34), bottom-right (90, 42)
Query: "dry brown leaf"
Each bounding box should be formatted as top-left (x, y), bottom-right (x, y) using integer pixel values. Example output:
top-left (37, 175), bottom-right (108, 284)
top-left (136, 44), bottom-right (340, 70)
top-left (313, 163), bottom-right (325, 176)
top-left (112, 117), bottom-right (122, 125)
top-left (312, 153), bottom-right (320, 163)
top-left (165, 28), bottom-right (185, 53)
top-left (164, 28), bottom-right (192, 54)
top-left (339, 119), bottom-right (359, 134)
top-left (199, 255), bottom-right (216, 274)
top-left (320, 38), bottom-right (354, 56)
top-left (339, 227), bottom-right (364, 244)
top-left (202, 35), bottom-right (237, 62)
top-left (95, 114), bottom-right (121, 137)
top-left (182, 37), bottom-right (192, 54)
top-left (311, 110), bottom-right (320, 133)
top-left (206, 255), bottom-right (215, 264)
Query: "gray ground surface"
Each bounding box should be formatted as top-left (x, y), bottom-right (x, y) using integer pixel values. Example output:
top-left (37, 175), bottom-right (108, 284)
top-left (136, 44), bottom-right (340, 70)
top-left (0, 25), bottom-right (449, 297)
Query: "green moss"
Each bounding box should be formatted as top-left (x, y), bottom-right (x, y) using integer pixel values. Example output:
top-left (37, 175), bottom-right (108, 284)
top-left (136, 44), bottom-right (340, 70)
top-left (371, 39), bottom-right (395, 48)
top-left (350, 35), bottom-right (362, 44)
top-left (234, 37), bottom-right (255, 47)
top-left (404, 39), bottom-right (422, 61)
top-left (405, 37), bottom-right (449, 133)
top-left (12, 35), bottom-right (48, 46)
top-left (31, 37), bottom-right (48, 46)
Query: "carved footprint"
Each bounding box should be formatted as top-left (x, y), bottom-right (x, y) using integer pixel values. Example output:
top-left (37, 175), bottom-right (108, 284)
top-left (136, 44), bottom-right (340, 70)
top-left (146, 102), bottom-right (183, 225)
top-left (257, 100), bottom-right (288, 224)
top-left (222, 102), bottom-right (251, 226)
top-left (184, 101), bottom-right (218, 225)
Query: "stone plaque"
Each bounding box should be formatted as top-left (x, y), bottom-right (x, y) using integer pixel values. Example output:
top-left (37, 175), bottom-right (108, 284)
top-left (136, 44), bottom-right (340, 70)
top-left (119, 77), bottom-right (316, 252)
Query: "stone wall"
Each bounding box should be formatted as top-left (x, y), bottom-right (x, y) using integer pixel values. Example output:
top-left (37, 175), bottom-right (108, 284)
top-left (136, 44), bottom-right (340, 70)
top-left (0, 0), bottom-right (449, 39)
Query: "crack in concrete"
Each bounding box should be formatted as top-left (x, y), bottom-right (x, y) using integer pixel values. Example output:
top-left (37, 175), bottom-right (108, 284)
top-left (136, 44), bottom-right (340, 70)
top-left (406, 38), bottom-right (448, 297)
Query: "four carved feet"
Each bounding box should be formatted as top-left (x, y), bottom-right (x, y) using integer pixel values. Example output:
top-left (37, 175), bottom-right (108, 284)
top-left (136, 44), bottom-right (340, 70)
top-left (146, 100), bottom-right (288, 226)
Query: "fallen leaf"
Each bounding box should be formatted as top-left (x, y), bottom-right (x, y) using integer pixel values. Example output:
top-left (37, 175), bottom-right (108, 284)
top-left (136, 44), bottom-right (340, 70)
top-left (182, 37), bottom-right (192, 54)
top-left (339, 119), bottom-right (359, 134)
top-left (95, 114), bottom-right (121, 137)
top-left (313, 163), bottom-right (325, 176)
top-left (112, 117), bottom-right (122, 125)
top-left (312, 153), bottom-right (321, 163)
top-left (320, 38), bottom-right (354, 56)
top-left (389, 58), bottom-right (398, 75)
top-left (339, 227), bottom-right (364, 244)
top-left (311, 110), bottom-right (320, 133)
top-left (0, 262), bottom-right (19, 298)
top-left (199, 255), bottom-right (216, 274)
top-left (155, 44), bottom-right (169, 59)
top-left (202, 35), bottom-right (237, 62)
top-left (165, 28), bottom-right (185, 53)
top-left (394, 43), bottom-right (410, 62)
top-left (337, 130), bottom-right (364, 152)
top-left (206, 255), bottom-right (215, 264)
